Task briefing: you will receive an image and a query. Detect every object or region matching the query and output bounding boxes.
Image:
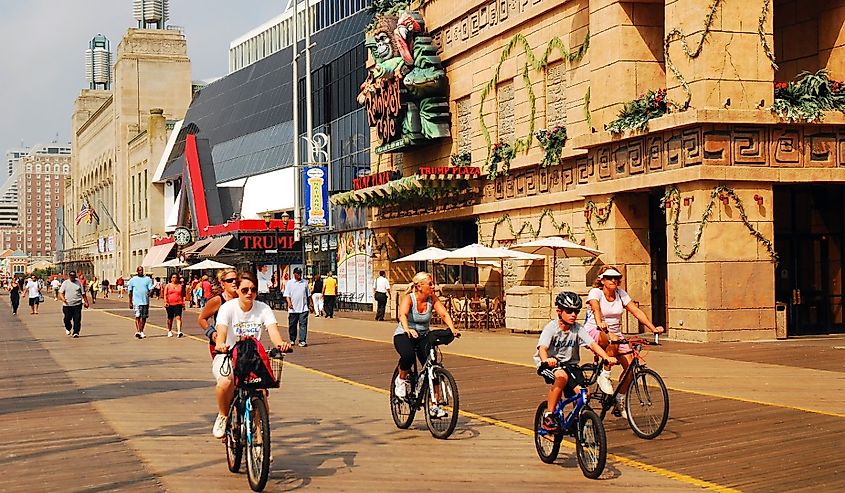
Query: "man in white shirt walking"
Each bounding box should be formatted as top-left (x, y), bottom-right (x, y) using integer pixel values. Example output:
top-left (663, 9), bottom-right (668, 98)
top-left (25, 275), bottom-right (41, 315)
top-left (284, 267), bottom-right (311, 347)
top-left (58, 271), bottom-right (90, 337)
top-left (50, 277), bottom-right (61, 300)
top-left (373, 270), bottom-right (391, 321)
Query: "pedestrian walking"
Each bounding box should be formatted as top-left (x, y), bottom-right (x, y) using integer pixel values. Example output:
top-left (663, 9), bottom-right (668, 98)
top-left (50, 277), bottom-right (61, 300)
top-left (311, 273), bottom-right (324, 317)
top-left (163, 273), bottom-right (185, 338)
top-left (90, 275), bottom-right (98, 303)
top-left (284, 267), bottom-right (310, 347)
top-left (201, 275), bottom-right (213, 307)
top-left (25, 274), bottom-right (41, 315)
top-left (58, 271), bottom-right (90, 337)
top-left (9, 276), bottom-right (21, 315)
top-left (373, 270), bottom-right (391, 321)
top-left (116, 276), bottom-right (125, 298)
top-left (322, 271), bottom-right (337, 318)
top-left (127, 266), bottom-right (154, 339)
top-left (101, 278), bottom-right (110, 298)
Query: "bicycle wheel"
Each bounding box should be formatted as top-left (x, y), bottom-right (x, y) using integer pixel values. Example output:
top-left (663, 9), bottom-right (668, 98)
top-left (575, 407), bottom-right (607, 479)
top-left (424, 367), bottom-right (459, 439)
top-left (625, 367), bottom-right (669, 439)
top-left (246, 396), bottom-right (271, 492)
top-left (225, 404), bottom-right (243, 473)
top-left (390, 367), bottom-right (416, 429)
top-left (533, 402), bottom-right (562, 463)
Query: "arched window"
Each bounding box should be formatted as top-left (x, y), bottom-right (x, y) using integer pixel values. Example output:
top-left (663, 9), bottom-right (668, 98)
top-left (35, 163), bottom-right (42, 173)
top-left (63, 164), bottom-right (69, 174)
top-left (54, 164), bottom-right (60, 173)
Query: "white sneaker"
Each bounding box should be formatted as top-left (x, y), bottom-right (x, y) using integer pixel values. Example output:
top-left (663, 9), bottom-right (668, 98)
top-left (167, 331), bottom-right (173, 338)
top-left (65, 329), bottom-right (71, 336)
top-left (177, 332), bottom-right (184, 338)
top-left (140, 332), bottom-right (146, 339)
top-left (212, 413), bottom-right (228, 438)
top-left (393, 375), bottom-right (407, 398)
top-left (597, 370), bottom-right (614, 395)
top-left (614, 397), bottom-right (628, 419)
top-left (429, 405), bottom-right (448, 418)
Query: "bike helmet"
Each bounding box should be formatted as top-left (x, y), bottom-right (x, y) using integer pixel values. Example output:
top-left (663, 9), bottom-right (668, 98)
top-left (555, 291), bottom-right (582, 311)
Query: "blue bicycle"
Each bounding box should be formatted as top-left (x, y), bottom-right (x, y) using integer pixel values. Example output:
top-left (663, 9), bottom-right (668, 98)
top-left (533, 362), bottom-right (607, 479)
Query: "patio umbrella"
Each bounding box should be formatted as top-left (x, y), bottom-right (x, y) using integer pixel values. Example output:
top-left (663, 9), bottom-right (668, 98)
top-left (155, 258), bottom-right (188, 268)
top-left (440, 243), bottom-right (542, 297)
top-left (181, 259), bottom-right (235, 270)
top-left (509, 236), bottom-right (603, 312)
top-left (392, 247), bottom-right (450, 263)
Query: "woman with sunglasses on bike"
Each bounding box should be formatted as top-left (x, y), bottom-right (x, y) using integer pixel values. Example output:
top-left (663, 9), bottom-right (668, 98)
top-left (393, 272), bottom-right (459, 418)
top-left (211, 271), bottom-right (291, 438)
top-left (584, 265), bottom-right (664, 417)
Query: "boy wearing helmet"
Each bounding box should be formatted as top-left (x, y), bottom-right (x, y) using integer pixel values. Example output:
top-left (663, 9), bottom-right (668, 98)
top-left (534, 291), bottom-right (616, 431)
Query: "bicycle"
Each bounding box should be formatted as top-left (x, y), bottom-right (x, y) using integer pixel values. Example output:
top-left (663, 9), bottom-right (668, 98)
top-left (533, 361), bottom-right (607, 479)
top-left (389, 329), bottom-right (461, 439)
top-left (589, 336), bottom-right (669, 439)
top-left (220, 343), bottom-right (292, 492)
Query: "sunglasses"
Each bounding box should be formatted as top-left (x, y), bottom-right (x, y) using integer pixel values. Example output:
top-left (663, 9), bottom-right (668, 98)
top-left (603, 276), bottom-right (622, 282)
top-left (240, 287), bottom-right (258, 294)
top-left (223, 278), bottom-right (238, 284)
top-left (558, 307), bottom-right (579, 315)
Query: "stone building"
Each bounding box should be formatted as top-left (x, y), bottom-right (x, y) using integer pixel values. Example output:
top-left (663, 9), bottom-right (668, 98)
top-left (63, 27), bottom-right (192, 280)
top-left (16, 144), bottom-right (71, 260)
top-left (350, 0), bottom-right (845, 340)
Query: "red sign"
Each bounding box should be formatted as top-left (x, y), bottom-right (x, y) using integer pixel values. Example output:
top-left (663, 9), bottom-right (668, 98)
top-left (417, 166), bottom-right (481, 176)
top-left (353, 170), bottom-right (401, 191)
top-left (362, 77), bottom-right (402, 144)
top-left (238, 232), bottom-right (297, 252)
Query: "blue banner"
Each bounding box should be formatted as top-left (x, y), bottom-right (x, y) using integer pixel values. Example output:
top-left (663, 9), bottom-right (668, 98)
top-left (303, 166), bottom-right (328, 227)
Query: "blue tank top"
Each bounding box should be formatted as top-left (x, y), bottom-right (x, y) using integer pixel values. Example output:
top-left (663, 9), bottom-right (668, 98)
top-left (394, 294), bottom-right (432, 336)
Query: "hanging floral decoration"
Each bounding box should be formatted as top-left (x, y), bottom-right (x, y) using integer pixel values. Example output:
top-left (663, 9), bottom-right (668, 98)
top-left (488, 141), bottom-right (516, 180)
top-left (581, 197), bottom-right (614, 264)
top-left (535, 126), bottom-right (568, 167)
top-left (450, 151), bottom-right (472, 167)
top-left (605, 89), bottom-right (671, 134)
top-left (478, 208), bottom-right (576, 247)
top-left (331, 176), bottom-right (472, 208)
top-left (771, 70), bottom-right (845, 122)
top-left (661, 186), bottom-right (778, 263)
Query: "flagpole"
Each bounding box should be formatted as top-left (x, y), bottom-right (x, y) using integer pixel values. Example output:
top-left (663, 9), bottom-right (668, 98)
top-left (97, 198), bottom-right (121, 233)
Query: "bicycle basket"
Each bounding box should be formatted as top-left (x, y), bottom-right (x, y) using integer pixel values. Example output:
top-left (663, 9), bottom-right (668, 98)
top-left (269, 355), bottom-right (285, 388)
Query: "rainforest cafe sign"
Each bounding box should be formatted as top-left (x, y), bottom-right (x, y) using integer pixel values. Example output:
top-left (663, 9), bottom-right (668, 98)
top-left (363, 76), bottom-right (403, 144)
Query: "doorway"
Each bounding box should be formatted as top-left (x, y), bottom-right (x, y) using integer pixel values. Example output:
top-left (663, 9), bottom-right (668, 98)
top-left (774, 185), bottom-right (844, 335)
top-left (648, 190), bottom-right (668, 328)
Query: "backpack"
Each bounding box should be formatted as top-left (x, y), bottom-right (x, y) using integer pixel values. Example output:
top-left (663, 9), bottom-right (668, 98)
top-left (231, 337), bottom-right (278, 389)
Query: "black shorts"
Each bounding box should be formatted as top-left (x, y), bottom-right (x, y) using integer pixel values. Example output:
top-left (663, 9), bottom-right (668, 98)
top-left (537, 362), bottom-right (586, 394)
top-left (29, 297), bottom-right (40, 306)
top-left (165, 305), bottom-right (184, 320)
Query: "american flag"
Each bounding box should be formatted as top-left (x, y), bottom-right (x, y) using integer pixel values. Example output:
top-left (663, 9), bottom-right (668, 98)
top-left (75, 201), bottom-right (100, 225)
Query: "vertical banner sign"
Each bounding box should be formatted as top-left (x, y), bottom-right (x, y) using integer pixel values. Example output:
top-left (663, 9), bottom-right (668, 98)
top-left (303, 166), bottom-right (328, 227)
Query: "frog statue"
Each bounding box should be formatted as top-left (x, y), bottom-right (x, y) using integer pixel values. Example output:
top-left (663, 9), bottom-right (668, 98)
top-left (357, 10), bottom-right (450, 152)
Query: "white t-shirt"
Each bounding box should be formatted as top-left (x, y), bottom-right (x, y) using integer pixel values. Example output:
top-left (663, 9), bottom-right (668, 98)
top-left (51, 279), bottom-right (61, 290)
top-left (215, 298), bottom-right (277, 348)
top-left (26, 280), bottom-right (40, 298)
top-left (374, 276), bottom-right (390, 293)
top-left (583, 287), bottom-right (631, 335)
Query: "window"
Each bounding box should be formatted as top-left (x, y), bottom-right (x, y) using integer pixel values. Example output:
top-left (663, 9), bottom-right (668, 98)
top-left (63, 164), bottom-right (69, 174)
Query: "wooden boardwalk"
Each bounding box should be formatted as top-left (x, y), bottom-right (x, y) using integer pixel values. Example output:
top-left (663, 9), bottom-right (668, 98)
top-left (3, 295), bottom-right (844, 492)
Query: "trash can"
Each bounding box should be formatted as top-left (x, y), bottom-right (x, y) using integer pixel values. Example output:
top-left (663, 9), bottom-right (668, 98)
top-left (775, 302), bottom-right (788, 339)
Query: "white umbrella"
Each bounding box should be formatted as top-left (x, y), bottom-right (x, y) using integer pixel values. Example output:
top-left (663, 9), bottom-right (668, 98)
top-left (440, 243), bottom-right (542, 296)
top-left (182, 259), bottom-right (235, 270)
top-left (510, 236), bottom-right (603, 312)
top-left (155, 258), bottom-right (188, 268)
top-left (392, 247), bottom-right (450, 263)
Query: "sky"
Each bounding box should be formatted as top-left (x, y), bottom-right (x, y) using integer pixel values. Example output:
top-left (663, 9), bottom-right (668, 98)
top-left (0, 0), bottom-right (285, 185)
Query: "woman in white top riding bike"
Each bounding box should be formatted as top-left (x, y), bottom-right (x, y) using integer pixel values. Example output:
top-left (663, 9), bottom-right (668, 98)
top-left (211, 271), bottom-right (291, 438)
top-left (583, 265), bottom-right (664, 417)
top-left (393, 272), bottom-right (459, 418)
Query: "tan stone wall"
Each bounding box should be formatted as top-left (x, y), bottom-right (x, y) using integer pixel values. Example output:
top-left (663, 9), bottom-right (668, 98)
top-left (775, 0), bottom-right (845, 81)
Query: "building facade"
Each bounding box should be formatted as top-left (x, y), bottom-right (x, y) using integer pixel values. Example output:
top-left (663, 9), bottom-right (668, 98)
top-left (16, 144), bottom-right (71, 260)
top-left (346, 0), bottom-right (845, 341)
top-left (64, 27), bottom-right (192, 279)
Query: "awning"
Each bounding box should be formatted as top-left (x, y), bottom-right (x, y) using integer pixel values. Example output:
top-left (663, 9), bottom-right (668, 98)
top-left (141, 242), bottom-right (176, 268)
top-left (198, 235), bottom-right (234, 257)
top-left (181, 237), bottom-right (213, 254)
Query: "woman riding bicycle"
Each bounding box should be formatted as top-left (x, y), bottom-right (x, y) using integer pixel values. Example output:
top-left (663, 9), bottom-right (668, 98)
top-left (584, 266), bottom-right (664, 416)
top-left (394, 272), bottom-right (459, 417)
top-left (211, 271), bottom-right (291, 438)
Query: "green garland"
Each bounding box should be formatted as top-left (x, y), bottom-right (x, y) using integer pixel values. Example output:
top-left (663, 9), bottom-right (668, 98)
top-left (582, 198), bottom-right (614, 263)
top-left (758, 0), bottom-right (778, 70)
top-left (478, 33), bottom-right (590, 174)
top-left (583, 88), bottom-right (592, 129)
top-left (450, 151), bottom-right (472, 167)
top-left (661, 186), bottom-right (778, 263)
top-left (535, 126), bottom-right (568, 167)
top-left (488, 141), bottom-right (515, 180)
top-left (664, 0), bottom-right (721, 109)
top-left (478, 208), bottom-right (576, 247)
